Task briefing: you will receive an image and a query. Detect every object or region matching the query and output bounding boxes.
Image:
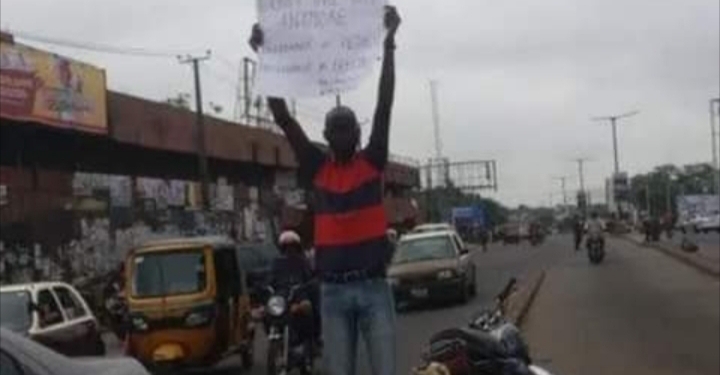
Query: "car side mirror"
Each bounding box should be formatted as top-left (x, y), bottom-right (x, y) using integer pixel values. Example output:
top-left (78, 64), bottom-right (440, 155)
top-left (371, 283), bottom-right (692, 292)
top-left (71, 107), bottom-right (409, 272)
top-left (460, 247), bottom-right (470, 255)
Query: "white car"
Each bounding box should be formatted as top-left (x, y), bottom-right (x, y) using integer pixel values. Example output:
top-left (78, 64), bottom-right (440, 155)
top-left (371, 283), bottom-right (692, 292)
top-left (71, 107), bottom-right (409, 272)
top-left (0, 282), bottom-right (105, 357)
top-left (411, 223), bottom-right (455, 234)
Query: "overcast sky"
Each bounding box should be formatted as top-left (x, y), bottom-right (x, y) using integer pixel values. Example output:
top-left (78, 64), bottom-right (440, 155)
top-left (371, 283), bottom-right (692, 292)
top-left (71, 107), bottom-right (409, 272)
top-left (1, 0), bottom-right (718, 207)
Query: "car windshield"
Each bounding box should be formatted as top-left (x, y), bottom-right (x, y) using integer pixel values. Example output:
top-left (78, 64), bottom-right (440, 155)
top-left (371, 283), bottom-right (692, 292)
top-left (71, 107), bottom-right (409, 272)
top-left (131, 250), bottom-right (207, 298)
top-left (394, 236), bottom-right (455, 264)
top-left (0, 291), bottom-right (31, 332)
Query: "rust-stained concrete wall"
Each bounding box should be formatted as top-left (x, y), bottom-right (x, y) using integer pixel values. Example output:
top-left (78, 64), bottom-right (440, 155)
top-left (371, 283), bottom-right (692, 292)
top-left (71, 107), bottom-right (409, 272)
top-left (107, 92), bottom-right (419, 187)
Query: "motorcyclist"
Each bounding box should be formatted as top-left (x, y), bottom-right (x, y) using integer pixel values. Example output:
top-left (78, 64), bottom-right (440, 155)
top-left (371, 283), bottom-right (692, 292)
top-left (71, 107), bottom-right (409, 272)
top-left (269, 230), bottom-right (319, 349)
top-left (585, 211), bottom-right (605, 248)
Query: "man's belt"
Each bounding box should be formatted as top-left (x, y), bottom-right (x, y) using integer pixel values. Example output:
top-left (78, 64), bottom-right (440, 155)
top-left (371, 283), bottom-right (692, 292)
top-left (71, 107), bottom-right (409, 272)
top-left (321, 268), bottom-right (386, 284)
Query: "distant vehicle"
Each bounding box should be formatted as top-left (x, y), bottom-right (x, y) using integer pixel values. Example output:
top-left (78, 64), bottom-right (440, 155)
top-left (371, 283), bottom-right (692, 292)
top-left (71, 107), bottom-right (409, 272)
top-left (388, 230), bottom-right (476, 306)
top-left (696, 212), bottom-right (720, 233)
top-left (0, 282), bottom-right (105, 357)
top-left (500, 222), bottom-right (522, 244)
top-left (411, 223), bottom-right (455, 234)
top-left (0, 327), bottom-right (149, 375)
top-left (451, 205), bottom-right (487, 242)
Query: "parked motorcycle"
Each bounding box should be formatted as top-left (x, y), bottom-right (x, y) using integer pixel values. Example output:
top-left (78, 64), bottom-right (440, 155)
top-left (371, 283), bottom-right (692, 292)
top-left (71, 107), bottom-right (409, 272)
top-left (586, 235), bottom-right (605, 265)
top-left (415, 278), bottom-right (555, 375)
top-left (262, 284), bottom-right (315, 375)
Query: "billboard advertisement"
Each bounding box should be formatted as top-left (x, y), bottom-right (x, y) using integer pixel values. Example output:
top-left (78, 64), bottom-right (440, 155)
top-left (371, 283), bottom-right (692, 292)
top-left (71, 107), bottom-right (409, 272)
top-left (0, 41), bottom-right (108, 133)
top-left (677, 195), bottom-right (720, 224)
top-left (451, 204), bottom-right (487, 228)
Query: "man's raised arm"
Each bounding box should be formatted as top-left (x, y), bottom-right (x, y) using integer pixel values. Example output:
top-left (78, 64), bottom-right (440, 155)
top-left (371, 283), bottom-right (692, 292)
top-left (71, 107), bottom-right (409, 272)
top-left (267, 97), bottom-right (313, 158)
top-left (367, 6), bottom-right (401, 167)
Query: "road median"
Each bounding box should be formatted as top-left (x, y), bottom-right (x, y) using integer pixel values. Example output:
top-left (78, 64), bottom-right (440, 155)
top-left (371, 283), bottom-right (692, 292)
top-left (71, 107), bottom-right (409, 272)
top-left (620, 235), bottom-right (719, 278)
top-left (504, 269), bottom-right (546, 326)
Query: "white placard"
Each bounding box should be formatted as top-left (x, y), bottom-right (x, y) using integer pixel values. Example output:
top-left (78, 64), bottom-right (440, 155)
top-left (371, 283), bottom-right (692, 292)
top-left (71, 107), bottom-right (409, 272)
top-left (255, 0), bottom-right (387, 97)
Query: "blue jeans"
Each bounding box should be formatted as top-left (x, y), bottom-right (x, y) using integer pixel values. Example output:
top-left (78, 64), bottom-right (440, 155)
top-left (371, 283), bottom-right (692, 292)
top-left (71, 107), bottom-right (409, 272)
top-left (321, 278), bottom-right (396, 375)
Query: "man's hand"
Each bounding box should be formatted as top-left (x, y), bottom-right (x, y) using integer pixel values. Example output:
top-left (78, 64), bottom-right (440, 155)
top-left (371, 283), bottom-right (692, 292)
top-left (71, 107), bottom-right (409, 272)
top-left (384, 6), bottom-right (401, 38)
top-left (249, 23), bottom-right (264, 52)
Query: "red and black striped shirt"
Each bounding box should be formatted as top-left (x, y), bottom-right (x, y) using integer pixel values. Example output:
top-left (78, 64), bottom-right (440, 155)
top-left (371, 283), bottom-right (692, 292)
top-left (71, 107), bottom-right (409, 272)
top-left (300, 144), bottom-right (391, 274)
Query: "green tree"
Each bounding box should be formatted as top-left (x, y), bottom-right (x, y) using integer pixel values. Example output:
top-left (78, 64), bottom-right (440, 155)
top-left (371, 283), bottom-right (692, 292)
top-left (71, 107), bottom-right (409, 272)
top-left (630, 163), bottom-right (715, 217)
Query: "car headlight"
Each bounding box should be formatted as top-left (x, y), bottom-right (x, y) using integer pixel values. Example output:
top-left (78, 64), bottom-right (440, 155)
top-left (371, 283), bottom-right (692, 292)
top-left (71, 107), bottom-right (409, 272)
top-left (185, 309), bottom-right (213, 327)
top-left (267, 296), bottom-right (286, 317)
top-left (131, 315), bottom-right (149, 332)
top-left (437, 270), bottom-right (455, 280)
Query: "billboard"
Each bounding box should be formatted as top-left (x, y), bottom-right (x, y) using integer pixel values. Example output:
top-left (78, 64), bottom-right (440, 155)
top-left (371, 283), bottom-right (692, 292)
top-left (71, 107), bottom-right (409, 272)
top-left (677, 195), bottom-right (720, 223)
top-left (451, 205), bottom-right (487, 228)
top-left (0, 41), bottom-right (108, 133)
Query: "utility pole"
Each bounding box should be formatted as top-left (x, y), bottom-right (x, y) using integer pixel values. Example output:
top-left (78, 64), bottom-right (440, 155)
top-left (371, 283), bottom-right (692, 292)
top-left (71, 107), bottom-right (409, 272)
top-left (179, 50), bottom-right (212, 211)
top-left (711, 98), bottom-right (720, 195)
top-left (592, 111), bottom-right (639, 175)
top-left (335, 95), bottom-right (342, 107)
top-left (665, 176), bottom-right (672, 215)
top-left (553, 176), bottom-right (568, 207)
top-left (242, 57), bottom-right (257, 123)
top-left (429, 80), bottom-right (443, 160)
top-left (573, 158), bottom-right (589, 194)
top-left (573, 158), bottom-right (590, 216)
top-left (645, 180), bottom-right (652, 215)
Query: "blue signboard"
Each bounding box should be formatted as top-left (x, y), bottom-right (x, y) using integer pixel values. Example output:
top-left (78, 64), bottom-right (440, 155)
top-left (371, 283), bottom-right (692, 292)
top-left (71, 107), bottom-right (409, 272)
top-left (451, 204), bottom-right (486, 228)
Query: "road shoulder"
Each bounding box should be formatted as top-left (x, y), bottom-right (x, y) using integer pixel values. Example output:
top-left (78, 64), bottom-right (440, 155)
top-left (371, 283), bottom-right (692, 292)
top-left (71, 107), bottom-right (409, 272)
top-left (620, 234), bottom-right (719, 278)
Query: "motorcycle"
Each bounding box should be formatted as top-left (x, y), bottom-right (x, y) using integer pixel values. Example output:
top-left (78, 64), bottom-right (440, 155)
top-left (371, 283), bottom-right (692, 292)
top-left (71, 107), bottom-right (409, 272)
top-left (262, 284), bottom-right (315, 375)
top-left (416, 278), bottom-right (555, 375)
top-left (586, 234), bottom-right (605, 265)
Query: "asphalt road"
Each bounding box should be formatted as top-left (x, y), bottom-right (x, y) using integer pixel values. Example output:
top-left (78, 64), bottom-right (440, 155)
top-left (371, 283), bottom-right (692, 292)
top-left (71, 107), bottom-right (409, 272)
top-left (106, 237), bottom-right (563, 374)
top-left (523, 236), bottom-right (720, 375)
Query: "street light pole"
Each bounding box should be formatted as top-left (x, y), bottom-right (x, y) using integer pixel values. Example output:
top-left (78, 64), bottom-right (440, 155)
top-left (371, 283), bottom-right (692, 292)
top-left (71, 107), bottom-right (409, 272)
top-left (711, 98), bottom-right (720, 195)
top-left (574, 158), bottom-right (590, 216)
top-left (553, 176), bottom-right (568, 207)
top-left (592, 110), bottom-right (639, 175)
top-left (611, 118), bottom-right (619, 174)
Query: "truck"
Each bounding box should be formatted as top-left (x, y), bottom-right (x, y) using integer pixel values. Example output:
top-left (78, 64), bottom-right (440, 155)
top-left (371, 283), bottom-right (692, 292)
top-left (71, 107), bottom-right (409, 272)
top-left (451, 205), bottom-right (487, 242)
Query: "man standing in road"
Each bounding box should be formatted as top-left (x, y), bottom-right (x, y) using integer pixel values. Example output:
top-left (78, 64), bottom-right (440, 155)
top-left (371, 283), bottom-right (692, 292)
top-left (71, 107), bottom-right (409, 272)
top-left (573, 215), bottom-right (584, 251)
top-left (250, 7), bottom-right (401, 375)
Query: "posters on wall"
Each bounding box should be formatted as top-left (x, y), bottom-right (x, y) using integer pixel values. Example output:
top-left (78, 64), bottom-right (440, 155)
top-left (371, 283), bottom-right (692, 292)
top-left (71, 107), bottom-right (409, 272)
top-left (213, 178), bottom-right (235, 211)
top-left (255, 0), bottom-right (387, 97)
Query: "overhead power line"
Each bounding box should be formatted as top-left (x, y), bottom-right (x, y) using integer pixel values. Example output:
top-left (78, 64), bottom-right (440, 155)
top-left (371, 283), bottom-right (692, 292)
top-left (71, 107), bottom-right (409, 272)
top-left (9, 29), bottom-right (201, 58)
